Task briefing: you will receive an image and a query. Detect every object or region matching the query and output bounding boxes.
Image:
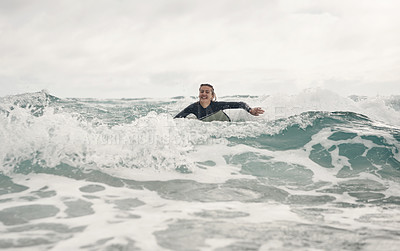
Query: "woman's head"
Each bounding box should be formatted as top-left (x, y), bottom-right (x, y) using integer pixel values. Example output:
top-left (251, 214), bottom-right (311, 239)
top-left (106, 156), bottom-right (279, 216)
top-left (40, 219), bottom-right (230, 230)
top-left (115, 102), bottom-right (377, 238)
top-left (199, 83), bottom-right (216, 102)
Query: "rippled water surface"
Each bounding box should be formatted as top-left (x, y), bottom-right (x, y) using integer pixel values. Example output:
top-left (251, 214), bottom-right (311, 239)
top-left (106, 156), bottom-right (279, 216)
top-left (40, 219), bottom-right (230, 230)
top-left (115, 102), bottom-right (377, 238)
top-left (1, 90), bottom-right (400, 250)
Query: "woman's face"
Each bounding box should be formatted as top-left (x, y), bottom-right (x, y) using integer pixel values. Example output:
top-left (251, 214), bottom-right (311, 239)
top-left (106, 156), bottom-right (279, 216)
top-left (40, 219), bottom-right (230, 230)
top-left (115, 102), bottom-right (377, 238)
top-left (199, 86), bottom-right (214, 102)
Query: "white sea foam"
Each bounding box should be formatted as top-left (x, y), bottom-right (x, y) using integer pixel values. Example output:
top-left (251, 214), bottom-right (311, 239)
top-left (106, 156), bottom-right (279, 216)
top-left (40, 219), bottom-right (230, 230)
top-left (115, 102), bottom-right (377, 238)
top-left (0, 100), bottom-right (315, 175)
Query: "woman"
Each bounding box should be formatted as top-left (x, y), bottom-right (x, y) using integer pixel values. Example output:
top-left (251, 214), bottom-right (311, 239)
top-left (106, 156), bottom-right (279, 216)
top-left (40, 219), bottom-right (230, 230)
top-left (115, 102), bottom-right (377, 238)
top-left (174, 83), bottom-right (264, 122)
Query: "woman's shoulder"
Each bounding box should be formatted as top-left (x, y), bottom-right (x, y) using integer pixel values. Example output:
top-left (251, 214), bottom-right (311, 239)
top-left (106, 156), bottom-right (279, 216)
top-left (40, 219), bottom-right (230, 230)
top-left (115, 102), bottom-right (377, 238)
top-left (184, 102), bottom-right (200, 109)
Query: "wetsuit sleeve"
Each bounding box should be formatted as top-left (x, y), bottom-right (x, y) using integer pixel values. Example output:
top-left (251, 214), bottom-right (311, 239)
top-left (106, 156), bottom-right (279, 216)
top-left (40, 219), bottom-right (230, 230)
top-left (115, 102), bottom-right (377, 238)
top-left (216, 102), bottom-right (252, 113)
top-left (174, 104), bottom-right (196, 118)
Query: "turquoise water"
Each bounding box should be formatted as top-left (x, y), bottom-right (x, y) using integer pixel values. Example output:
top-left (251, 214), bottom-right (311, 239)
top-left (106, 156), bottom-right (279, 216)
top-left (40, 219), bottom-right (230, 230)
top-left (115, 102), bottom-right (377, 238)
top-left (0, 90), bottom-right (400, 250)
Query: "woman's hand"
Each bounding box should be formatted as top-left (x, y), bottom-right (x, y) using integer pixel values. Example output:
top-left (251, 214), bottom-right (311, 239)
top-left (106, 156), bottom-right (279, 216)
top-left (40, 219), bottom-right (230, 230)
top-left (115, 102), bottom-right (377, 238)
top-left (250, 107), bottom-right (264, 116)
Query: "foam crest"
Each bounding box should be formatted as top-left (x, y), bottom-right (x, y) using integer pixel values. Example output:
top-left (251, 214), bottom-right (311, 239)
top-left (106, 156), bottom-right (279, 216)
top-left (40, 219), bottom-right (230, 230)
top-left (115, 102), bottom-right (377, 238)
top-left (218, 88), bottom-right (400, 126)
top-left (0, 105), bottom-right (92, 174)
top-left (0, 106), bottom-right (320, 175)
top-left (1, 109), bottom-right (198, 173)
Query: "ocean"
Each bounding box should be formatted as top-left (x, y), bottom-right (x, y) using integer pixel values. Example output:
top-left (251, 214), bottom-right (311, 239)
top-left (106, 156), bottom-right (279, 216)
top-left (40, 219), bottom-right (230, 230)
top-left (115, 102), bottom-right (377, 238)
top-left (0, 89), bottom-right (399, 250)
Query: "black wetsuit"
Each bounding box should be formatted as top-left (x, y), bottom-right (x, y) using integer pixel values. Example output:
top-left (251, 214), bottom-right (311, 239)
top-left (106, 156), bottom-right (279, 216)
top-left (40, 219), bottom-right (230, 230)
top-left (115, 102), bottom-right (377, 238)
top-left (174, 101), bottom-right (251, 121)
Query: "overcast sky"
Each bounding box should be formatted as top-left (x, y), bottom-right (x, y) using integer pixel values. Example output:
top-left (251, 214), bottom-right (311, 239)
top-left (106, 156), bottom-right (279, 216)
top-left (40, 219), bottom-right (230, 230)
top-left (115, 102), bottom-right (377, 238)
top-left (0, 0), bottom-right (399, 98)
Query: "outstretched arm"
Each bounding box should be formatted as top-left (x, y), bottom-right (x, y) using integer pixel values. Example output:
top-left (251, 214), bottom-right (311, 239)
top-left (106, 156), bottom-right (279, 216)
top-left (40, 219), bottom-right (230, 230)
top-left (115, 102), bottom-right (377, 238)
top-left (218, 102), bottom-right (264, 116)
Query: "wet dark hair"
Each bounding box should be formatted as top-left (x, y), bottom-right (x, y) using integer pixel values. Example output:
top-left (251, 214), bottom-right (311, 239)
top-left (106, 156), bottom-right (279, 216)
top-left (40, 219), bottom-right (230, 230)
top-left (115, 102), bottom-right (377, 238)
top-left (199, 83), bottom-right (214, 92)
